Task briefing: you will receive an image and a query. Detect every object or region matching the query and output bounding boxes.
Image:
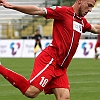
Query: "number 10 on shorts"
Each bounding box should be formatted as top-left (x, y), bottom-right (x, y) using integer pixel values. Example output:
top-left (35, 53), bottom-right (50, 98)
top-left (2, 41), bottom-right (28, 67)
top-left (39, 77), bottom-right (48, 87)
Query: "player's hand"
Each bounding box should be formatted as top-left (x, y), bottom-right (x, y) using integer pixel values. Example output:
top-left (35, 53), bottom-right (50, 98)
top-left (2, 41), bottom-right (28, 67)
top-left (0, 0), bottom-right (4, 3)
top-left (0, 0), bottom-right (5, 6)
top-left (0, 0), bottom-right (13, 8)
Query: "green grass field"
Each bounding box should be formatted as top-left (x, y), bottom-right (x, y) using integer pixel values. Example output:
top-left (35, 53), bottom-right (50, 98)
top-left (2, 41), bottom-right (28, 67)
top-left (0, 58), bottom-right (100, 100)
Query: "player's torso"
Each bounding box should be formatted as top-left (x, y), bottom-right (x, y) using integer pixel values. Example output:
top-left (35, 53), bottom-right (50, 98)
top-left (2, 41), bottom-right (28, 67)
top-left (52, 7), bottom-right (83, 67)
top-left (44, 6), bottom-right (84, 68)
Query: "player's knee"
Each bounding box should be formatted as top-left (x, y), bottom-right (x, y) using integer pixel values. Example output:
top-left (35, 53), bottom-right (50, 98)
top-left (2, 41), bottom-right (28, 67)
top-left (61, 92), bottom-right (70, 100)
top-left (56, 97), bottom-right (70, 100)
top-left (24, 86), bottom-right (41, 98)
top-left (25, 90), bottom-right (37, 98)
top-left (56, 96), bottom-right (70, 100)
top-left (54, 88), bottom-right (70, 100)
top-left (62, 96), bottom-right (70, 100)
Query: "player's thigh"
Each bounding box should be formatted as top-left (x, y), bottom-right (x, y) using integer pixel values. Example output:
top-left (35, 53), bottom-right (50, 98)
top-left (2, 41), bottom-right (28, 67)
top-left (53, 88), bottom-right (70, 100)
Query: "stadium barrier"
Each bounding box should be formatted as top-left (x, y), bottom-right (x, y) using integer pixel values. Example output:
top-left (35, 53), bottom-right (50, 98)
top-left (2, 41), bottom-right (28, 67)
top-left (0, 39), bottom-right (97, 58)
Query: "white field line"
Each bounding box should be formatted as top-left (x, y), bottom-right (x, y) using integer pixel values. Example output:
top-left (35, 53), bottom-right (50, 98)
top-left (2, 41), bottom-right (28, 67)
top-left (70, 80), bottom-right (100, 84)
top-left (68, 72), bottom-right (100, 84)
top-left (68, 72), bottom-right (100, 76)
top-left (1, 80), bottom-right (100, 86)
top-left (0, 73), bottom-right (100, 86)
top-left (0, 80), bottom-right (100, 86)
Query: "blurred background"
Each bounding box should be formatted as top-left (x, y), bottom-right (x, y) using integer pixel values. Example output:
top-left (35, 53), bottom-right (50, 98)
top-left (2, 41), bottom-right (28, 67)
top-left (0, 0), bottom-right (100, 40)
top-left (1, 1), bottom-right (100, 100)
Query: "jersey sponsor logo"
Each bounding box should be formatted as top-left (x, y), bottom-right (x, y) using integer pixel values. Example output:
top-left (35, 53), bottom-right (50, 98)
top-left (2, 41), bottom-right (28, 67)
top-left (73, 21), bottom-right (82, 34)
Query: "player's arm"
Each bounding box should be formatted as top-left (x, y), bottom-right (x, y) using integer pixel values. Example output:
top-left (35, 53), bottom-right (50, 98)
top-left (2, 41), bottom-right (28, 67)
top-left (89, 24), bottom-right (100, 34)
top-left (0, 0), bottom-right (46, 16)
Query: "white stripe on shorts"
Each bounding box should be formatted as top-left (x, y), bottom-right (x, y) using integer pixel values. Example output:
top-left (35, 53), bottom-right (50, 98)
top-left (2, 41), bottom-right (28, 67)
top-left (30, 58), bottom-right (54, 83)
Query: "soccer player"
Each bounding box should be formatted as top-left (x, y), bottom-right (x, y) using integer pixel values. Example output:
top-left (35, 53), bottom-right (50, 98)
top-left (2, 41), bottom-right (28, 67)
top-left (94, 34), bottom-right (100, 60)
top-left (0, 0), bottom-right (100, 100)
top-left (33, 29), bottom-right (42, 57)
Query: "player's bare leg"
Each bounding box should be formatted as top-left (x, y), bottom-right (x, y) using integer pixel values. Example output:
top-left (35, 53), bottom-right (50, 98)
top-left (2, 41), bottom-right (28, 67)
top-left (53, 88), bottom-right (70, 100)
top-left (0, 64), bottom-right (41, 98)
top-left (24, 85), bottom-right (41, 98)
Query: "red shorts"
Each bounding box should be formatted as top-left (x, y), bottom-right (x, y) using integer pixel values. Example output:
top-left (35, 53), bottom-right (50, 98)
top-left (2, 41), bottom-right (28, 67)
top-left (29, 51), bottom-right (70, 94)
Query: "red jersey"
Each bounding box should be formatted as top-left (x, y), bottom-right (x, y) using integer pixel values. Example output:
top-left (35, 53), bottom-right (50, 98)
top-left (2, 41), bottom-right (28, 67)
top-left (43, 6), bottom-right (91, 68)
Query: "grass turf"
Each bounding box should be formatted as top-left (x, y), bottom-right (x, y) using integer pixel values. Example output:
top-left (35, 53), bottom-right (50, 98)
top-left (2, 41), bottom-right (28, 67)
top-left (0, 58), bottom-right (100, 100)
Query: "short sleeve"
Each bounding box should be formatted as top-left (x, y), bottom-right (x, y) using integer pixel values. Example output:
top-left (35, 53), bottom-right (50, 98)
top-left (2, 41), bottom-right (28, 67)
top-left (44, 6), bottom-right (67, 20)
top-left (82, 18), bottom-right (92, 33)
